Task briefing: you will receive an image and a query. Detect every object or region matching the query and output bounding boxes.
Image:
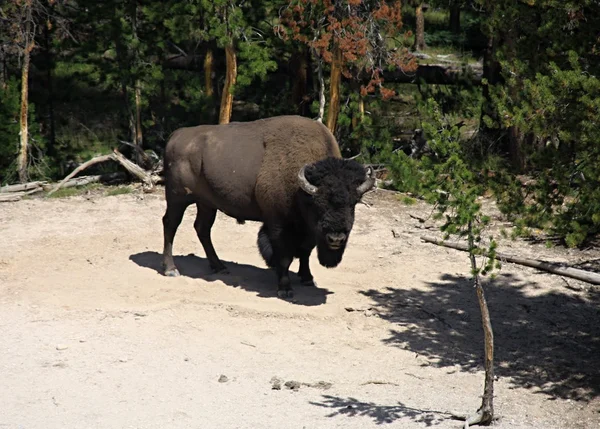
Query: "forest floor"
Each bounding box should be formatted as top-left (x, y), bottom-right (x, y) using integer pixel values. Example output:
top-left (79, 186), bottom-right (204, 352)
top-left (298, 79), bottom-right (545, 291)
top-left (1, 186), bottom-right (599, 429)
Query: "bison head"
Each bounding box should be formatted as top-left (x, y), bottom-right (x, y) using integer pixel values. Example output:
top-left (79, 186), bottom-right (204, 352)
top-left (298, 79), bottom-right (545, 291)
top-left (297, 157), bottom-right (375, 268)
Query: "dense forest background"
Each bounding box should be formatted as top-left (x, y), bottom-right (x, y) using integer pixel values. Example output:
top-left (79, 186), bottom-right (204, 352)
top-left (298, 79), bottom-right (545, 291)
top-left (1, 0), bottom-right (599, 246)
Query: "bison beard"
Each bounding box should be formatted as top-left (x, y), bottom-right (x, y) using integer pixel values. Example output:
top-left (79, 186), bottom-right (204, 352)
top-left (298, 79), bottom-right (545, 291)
top-left (258, 224), bottom-right (346, 269)
top-left (257, 224), bottom-right (275, 268)
top-left (316, 241), bottom-right (345, 268)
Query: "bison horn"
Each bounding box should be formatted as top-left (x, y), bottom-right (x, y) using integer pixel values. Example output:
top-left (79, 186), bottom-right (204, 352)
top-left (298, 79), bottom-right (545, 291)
top-left (357, 166), bottom-right (376, 196)
top-left (298, 165), bottom-right (319, 195)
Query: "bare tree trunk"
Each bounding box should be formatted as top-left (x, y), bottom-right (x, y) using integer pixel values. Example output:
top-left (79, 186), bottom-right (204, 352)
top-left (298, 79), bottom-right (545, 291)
top-left (326, 44), bottom-right (342, 132)
top-left (351, 83), bottom-right (364, 130)
top-left (505, 27), bottom-right (526, 172)
top-left (413, 3), bottom-right (427, 51)
top-left (479, 36), bottom-right (502, 144)
top-left (449, 2), bottom-right (461, 35)
top-left (134, 80), bottom-right (143, 147)
top-left (0, 45), bottom-right (6, 89)
top-left (291, 46), bottom-right (308, 116)
top-left (18, 0), bottom-right (34, 183)
top-left (475, 274), bottom-right (495, 424)
top-left (358, 96), bottom-right (365, 121)
top-left (312, 48), bottom-right (326, 123)
top-left (204, 46), bottom-right (214, 98)
top-left (43, 15), bottom-right (56, 153)
top-left (465, 223), bottom-right (494, 426)
top-left (130, 1), bottom-right (143, 163)
top-left (219, 43), bottom-right (237, 124)
top-left (508, 126), bottom-right (526, 172)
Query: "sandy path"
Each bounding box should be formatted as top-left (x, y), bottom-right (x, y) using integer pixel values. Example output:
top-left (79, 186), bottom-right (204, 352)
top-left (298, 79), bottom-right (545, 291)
top-left (0, 189), bottom-right (598, 428)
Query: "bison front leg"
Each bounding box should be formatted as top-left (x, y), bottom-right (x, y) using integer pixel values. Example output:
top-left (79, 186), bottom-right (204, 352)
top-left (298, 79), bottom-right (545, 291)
top-left (194, 204), bottom-right (228, 274)
top-left (275, 255), bottom-right (294, 299)
top-left (298, 248), bottom-right (315, 286)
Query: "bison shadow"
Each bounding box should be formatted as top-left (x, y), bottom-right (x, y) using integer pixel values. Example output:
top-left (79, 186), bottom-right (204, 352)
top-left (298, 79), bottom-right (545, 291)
top-left (128, 251), bottom-right (333, 306)
top-left (361, 273), bottom-right (600, 401)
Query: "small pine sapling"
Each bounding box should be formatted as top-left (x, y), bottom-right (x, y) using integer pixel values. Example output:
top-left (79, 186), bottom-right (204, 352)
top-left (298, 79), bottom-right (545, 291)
top-left (421, 98), bottom-right (499, 426)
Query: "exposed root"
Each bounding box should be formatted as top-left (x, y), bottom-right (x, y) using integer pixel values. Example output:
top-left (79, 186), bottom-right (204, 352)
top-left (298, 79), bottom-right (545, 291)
top-left (463, 408), bottom-right (495, 428)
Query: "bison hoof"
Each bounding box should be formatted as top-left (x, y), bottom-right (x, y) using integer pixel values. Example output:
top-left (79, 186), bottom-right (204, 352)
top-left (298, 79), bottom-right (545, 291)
top-left (277, 289), bottom-right (294, 299)
top-left (301, 278), bottom-right (316, 287)
top-left (211, 266), bottom-right (230, 275)
top-left (165, 268), bottom-right (180, 277)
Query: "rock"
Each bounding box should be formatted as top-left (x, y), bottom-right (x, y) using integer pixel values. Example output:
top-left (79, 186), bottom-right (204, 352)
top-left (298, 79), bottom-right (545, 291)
top-left (218, 375), bottom-right (229, 383)
top-left (119, 357), bottom-right (128, 363)
top-left (270, 376), bottom-right (283, 390)
top-left (284, 380), bottom-right (301, 391)
top-left (309, 381), bottom-right (333, 390)
top-left (56, 345), bottom-right (68, 351)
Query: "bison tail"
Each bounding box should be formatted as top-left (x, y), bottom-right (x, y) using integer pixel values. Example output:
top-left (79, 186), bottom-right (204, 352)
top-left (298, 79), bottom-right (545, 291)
top-left (257, 224), bottom-right (275, 268)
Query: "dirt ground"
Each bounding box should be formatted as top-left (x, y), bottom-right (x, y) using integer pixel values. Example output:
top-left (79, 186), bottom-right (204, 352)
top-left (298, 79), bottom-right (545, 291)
top-left (1, 187), bottom-right (599, 429)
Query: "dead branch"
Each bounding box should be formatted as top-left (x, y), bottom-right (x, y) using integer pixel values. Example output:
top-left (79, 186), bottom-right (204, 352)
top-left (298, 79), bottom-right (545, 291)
top-left (409, 213), bottom-right (428, 223)
top-left (47, 149), bottom-right (156, 196)
top-left (110, 149), bottom-right (154, 186)
top-left (40, 173), bottom-right (126, 192)
top-left (421, 236), bottom-right (600, 285)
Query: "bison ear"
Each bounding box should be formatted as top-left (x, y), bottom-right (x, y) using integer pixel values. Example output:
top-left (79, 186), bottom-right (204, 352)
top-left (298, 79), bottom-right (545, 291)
top-left (356, 166), bottom-right (376, 196)
top-left (298, 164), bottom-right (319, 195)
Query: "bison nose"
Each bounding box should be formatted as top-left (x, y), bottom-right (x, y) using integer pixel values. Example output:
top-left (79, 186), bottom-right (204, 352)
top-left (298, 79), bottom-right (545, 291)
top-left (326, 232), bottom-right (347, 249)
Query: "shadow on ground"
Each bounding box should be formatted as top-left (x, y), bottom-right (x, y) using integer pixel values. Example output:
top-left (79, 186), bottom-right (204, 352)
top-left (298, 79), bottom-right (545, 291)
top-left (129, 251), bottom-right (332, 306)
top-left (362, 273), bottom-right (600, 401)
top-left (310, 395), bottom-right (460, 426)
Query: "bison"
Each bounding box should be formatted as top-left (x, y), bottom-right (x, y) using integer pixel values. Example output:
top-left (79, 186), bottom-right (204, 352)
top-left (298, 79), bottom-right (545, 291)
top-left (161, 115), bottom-right (375, 298)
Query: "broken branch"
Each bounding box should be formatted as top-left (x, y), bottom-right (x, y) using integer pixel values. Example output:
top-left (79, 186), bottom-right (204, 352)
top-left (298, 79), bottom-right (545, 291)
top-left (47, 149), bottom-right (156, 196)
top-left (421, 236), bottom-right (600, 285)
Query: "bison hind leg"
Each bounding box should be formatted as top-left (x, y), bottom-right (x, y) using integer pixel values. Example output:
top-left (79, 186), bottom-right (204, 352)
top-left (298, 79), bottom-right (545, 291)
top-left (257, 224), bottom-right (275, 268)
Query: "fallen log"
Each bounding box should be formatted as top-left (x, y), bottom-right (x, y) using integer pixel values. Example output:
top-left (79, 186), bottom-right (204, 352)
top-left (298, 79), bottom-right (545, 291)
top-left (0, 193), bottom-right (24, 202)
top-left (0, 181), bottom-right (47, 193)
top-left (47, 149), bottom-right (156, 196)
top-left (421, 236), bottom-right (600, 286)
top-left (361, 63), bottom-right (483, 86)
top-left (0, 187), bottom-right (46, 202)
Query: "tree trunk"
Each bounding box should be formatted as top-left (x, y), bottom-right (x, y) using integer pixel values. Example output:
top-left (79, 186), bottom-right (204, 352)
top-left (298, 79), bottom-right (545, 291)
top-left (219, 43), bottom-right (237, 124)
top-left (134, 80), bottom-right (143, 148)
top-left (130, 1), bottom-right (143, 163)
top-left (508, 126), bottom-right (526, 172)
top-left (18, 1), bottom-right (34, 183)
top-left (466, 224), bottom-right (494, 426)
top-left (479, 36), bottom-right (502, 143)
top-left (291, 46), bottom-right (309, 116)
top-left (0, 45), bottom-right (6, 89)
top-left (449, 2), bottom-right (461, 35)
top-left (43, 16), bottom-right (56, 153)
top-left (204, 46), bottom-right (214, 98)
top-left (472, 266), bottom-right (495, 425)
top-left (351, 81), bottom-right (365, 130)
top-left (312, 48), bottom-right (326, 123)
top-left (413, 3), bottom-right (427, 51)
top-left (505, 27), bottom-right (526, 172)
top-left (326, 44), bottom-right (342, 133)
